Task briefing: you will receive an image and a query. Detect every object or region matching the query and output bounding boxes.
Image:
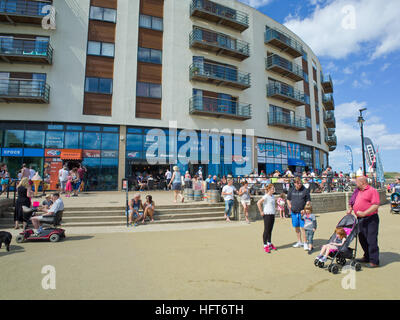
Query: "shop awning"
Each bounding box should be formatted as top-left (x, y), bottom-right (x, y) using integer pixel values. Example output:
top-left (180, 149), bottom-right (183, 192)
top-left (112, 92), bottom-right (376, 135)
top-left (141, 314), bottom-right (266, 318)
top-left (60, 149), bottom-right (83, 160)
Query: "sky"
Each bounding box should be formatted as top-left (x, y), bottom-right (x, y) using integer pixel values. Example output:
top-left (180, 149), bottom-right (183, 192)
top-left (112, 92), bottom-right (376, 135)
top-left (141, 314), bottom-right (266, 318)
top-left (239, 0), bottom-right (400, 173)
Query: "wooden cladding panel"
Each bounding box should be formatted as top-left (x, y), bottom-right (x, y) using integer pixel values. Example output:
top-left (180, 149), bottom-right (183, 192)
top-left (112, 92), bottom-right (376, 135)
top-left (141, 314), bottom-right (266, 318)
top-left (317, 131), bottom-right (321, 144)
top-left (316, 110), bottom-right (320, 124)
top-left (306, 128), bottom-right (312, 141)
top-left (305, 105), bottom-right (311, 118)
top-left (302, 60), bottom-right (308, 74)
top-left (91, 0), bottom-right (118, 9)
top-left (88, 20), bottom-right (116, 43)
top-left (9, 72), bottom-right (33, 79)
top-left (304, 81), bottom-right (310, 95)
top-left (85, 56), bottom-right (114, 78)
top-left (140, 0), bottom-right (164, 18)
top-left (203, 90), bottom-right (219, 98)
top-left (312, 67), bottom-right (317, 82)
top-left (137, 62), bottom-right (162, 83)
top-left (136, 97), bottom-right (161, 119)
top-left (83, 93), bottom-right (112, 116)
top-left (138, 28), bottom-right (163, 50)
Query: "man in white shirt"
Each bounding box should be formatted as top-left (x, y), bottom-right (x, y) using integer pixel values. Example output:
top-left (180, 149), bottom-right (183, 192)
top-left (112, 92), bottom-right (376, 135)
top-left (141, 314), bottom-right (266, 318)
top-left (29, 166), bottom-right (36, 180)
top-left (221, 179), bottom-right (237, 222)
top-left (31, 193), bottom-right (64, 234)
top-left (58, 165), bottom-right (69, 193)
top-left (165, 169), bottom-right (172, 190)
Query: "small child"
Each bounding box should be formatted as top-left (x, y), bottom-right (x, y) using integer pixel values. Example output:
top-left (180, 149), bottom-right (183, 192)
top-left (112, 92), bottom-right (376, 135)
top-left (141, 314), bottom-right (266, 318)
top-left (302, 204), bottom-right (317, 254)
top-left (276, 193), bottom-right (286, 219)
top-left (316, 227), bottom-right (347, 263)
top-left (65, 175), bottom-right (73, 197)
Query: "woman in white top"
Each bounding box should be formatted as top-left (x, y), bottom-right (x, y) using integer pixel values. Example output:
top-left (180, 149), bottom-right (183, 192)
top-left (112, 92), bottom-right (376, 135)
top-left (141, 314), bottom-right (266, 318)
top-left (257, 184), bottom-right (277, 253)
top-left (238, 181), bottom-right (251, 224)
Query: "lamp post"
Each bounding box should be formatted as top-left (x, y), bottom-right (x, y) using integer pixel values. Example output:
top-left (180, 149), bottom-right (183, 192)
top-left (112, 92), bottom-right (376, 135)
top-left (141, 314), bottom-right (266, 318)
top-left (357, 108), bottom-right (367, 176)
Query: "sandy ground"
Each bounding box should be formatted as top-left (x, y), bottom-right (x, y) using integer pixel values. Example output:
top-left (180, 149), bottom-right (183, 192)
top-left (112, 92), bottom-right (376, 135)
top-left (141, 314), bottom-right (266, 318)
top-left (1, 204), bottom-right (399, 300)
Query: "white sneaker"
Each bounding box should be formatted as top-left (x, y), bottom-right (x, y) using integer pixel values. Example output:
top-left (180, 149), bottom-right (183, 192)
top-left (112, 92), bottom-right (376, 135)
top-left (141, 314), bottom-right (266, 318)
top-left (304, 243), bottom-right (309, 250)
top-left (292, 242), bottom-right (303, 248)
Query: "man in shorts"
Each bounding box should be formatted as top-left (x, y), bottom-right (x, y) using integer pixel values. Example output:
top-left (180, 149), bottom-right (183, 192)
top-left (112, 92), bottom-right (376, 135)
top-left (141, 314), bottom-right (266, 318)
top-left (31, 193), bottom-right (64, 235)
top-left (287, 177), bottom-right (311, 250)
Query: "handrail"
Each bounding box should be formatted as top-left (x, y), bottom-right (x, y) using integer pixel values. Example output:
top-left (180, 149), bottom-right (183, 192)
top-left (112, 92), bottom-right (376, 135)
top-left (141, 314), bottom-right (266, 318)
top-left (0, 0), bottom-right (52, 17)
top-left (0, 78), bottom-right (50, 101)
top-left (268, 112), bottom-right (307, 129)
top-left (267, 82), bottom-right (307, 104)
top-left (189, 95), bottom-right (251, 117)
top-left (189, 62), bottom-right (250, 86)
top-left (266, 54), bottom-right (304, 79)
top-left (189, 27), bottom-right (250, 56)
top-left (190, 0), bottom-right (249, 26)
top-left (265, 26), bottom-right (303, 54)
top-left (0, 37), bottom-right (53, 61)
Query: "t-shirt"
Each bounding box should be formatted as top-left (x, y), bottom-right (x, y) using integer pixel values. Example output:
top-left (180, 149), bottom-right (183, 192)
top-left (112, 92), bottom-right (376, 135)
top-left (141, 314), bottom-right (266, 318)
top-left (222, 185), bottom-right (236, 201)
top-left (48, 198), bottom-right (64, 214)
top-left (262, 194), bottom-right (275, 215)
top-left (287, 185), bottom-right (311, 213)
top-left (59, 169), bottom-right (69, 181)
top-left (353, 185), bottom-right (380, 217)
top-left (303, 214), bottom-right (317, 231)
top-left (393, 184), bottom-right (400, 194)
top-left (78, 168), bottom-right (86, 180)
top-left (165, 171), bottom-right (172, 179)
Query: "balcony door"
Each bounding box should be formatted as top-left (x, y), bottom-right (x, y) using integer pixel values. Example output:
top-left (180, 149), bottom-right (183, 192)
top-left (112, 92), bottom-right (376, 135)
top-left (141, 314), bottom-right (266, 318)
top-left (35, 36), bottom-right (49, 55)
top-left (0, 72), bottom-right (10, 95)
top-left (32, 73), bottom-right (46, 96)
top-left (0, 35), bottom-right (13, 54)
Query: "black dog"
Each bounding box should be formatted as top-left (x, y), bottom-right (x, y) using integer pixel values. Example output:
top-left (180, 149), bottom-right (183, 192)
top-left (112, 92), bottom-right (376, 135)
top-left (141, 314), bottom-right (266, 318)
top-left (0, 231), bottom-right (12, 252)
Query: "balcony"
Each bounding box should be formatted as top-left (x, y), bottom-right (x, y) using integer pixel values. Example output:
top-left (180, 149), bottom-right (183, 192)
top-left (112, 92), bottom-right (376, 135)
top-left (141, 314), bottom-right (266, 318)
top-left (268, 112), bottom-right (306, 131)
top-left (324, 111), bottom-right (336, 128)
top-left (0, 0), bottom-right (52, 25)
top-left (0, 78), bottom-right (50, 103)
top-left (267, 82), bottom-right (307, 106)
top-left (189, 95), bottom-right (251, 120)
top-left (323, 93), bottom-right (334, 110)
top-left (189, 62), bottom-right (250, 90)
top-left (329, 145), bottom-right (336, 152)
top-left (189, 27), bottom-right (250, 61)
top-left (322, 74), bottom-right (333, 93)
top-left (190, 0), bottom-right (249, 32)
top-left (266, 54), bottom-right (304, 82)
top-left (0, 37), bottom-right (53, 64)
top-left (325, 134), bottom-right (337, 147)
top-left (327, 128), bottom-right (336, 136)
top-left (265, 26), bottom-right (303, 58)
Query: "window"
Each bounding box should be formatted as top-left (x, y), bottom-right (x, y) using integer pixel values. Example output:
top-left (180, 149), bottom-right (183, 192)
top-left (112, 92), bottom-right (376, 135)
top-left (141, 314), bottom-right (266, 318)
top-left (87, 41), bottom-right (115, 57)
top-left (136, 82), bottom-right (162, 98)
top-left (83, 132), bottom-right (101, 149)
top-left (101, 133), bottom-right (119, 150)
top-left (139, 14), bottom-right (163, 31)
top-left (46, 131), bottom-right (64, 148)
top-left (306, 117), bottom-right (312, 128)
top-left (4, 130), bottom-right (24, 148)
top-left (89, 6), bottom-right (117, 23)
top-left (85, 77), bottom-right (113, 94)
top-left (316, 123), bottom-right (320, 131)
top-left (24, 131), bottom-right (45, 148)
top-left (65, 131), bottom-right (82, 149)
top-left (138, 47), bottom-right (162, 64)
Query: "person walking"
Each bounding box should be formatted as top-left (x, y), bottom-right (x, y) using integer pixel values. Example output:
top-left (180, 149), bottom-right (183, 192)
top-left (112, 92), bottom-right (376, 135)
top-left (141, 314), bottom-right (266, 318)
top-left (21, 164), bottom-right (30, 180)
top-left (165, 169), bottom-right (172, 190)
top-left (326, 166), bottom-right (334, 193)
top-left (14, 177), bottom-right (32, 230)
top-left (78, 164), bottom-right (87, 192)
top-left (302, 203), bottom-right (317, 254)
top-left (221, 178), bottom-right (237, 222)
top-left (257, 184), bottom-right (278, 253)
top-left (58, 165), bottom-right (69, 193)
top-left (287, 177), bottom-right (311, 250)
top-left (392, 178), bottom-right (400, 194)
top-left (349, 176), bottom-right (380, 268)
top-left (169, 166), bottom-right (184, 203)
top-left (239, 181), bottom-right (251, 224)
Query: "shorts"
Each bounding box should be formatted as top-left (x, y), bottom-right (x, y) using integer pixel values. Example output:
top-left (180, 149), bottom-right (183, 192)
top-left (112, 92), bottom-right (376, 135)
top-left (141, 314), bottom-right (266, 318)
top-left (172, 182), bottom-right (181, 190)
top-left (241, 200), bottom-right (251, 206)
top-left (305, 230), bottom-right (314, 245)
top-left (291, 213), bottom-right (305, 228)
top-left (73, 180), bottom-right (81, 190)
top-left (1, 178), bottom-right (9, 185)
top-left (128, 209), bottom-right (142, 218)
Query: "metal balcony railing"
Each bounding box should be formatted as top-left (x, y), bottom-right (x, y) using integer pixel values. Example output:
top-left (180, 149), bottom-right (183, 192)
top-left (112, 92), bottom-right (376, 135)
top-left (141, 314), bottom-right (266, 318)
top-left (325, 134), bottom-right (337, 145)
top-left (322, 73), bottom-right (333, 93)
top-left (189, 27), bottom-right (250, 58)
top-left (265, 54), bottom-right (304, 80)
top-left (0, 37), bottom-right (53, 62)
top-left (189, 95), bottom-right (251, 119)
top-left (189, 61), bottom-right (250, 88)
top-left (0, 78), bottom-right (50, 102)
top-left (190, 0), bottom-right (249, 29)
top-left (323, 93), bottom-right (334, 109)
top-left (268, 112), bottom-right (307, 130)
top-left (265, 26), bottom-right (303, 57)
top-left (0, 0), bottom-right (51, 17)
top-left (267, 82), bottom-right (307, 105)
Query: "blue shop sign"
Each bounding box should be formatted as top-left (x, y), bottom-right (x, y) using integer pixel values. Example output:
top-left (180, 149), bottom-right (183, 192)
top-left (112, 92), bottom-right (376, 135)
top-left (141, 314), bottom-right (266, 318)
top-left (2, 148), bottom-right (23, 157)
top-left (288, 158), bottom-right (306, 166)
top-left (24, 148), bottom-right (44, 157)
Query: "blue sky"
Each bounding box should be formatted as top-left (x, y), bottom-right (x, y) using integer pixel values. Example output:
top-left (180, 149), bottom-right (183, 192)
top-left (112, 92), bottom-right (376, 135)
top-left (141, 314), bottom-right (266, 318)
top-left (239, 0), bottom-right (400, 173)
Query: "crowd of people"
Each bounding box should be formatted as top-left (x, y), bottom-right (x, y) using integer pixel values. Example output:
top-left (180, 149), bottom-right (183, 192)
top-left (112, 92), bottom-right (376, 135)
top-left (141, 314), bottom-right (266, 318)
top-left (57, 164), bottom-right (87, 197)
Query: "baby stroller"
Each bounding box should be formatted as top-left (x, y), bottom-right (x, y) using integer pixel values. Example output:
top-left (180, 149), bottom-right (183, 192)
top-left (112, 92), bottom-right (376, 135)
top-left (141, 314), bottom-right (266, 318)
top-left (390, 193), bottom-right (400, 214)
top-left (314, 214), bottom-right (362, 274)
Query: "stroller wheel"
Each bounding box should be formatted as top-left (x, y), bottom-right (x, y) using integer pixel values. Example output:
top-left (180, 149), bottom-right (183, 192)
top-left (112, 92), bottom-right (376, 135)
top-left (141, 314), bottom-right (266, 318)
top-left (318, 261), bottom-right (324, 268)
top-left (328, 265), bottom-right (332, 272)
top-left (355, 263), bottom-right (362, 272)
top-left (314, 259), bottom-right (319, 267)
top-left (336, 257), bottom-right (346, 266)
top-left (331, 264), bottom-right (339, 275)
top-left (16, 234), bottom-right (25, 243)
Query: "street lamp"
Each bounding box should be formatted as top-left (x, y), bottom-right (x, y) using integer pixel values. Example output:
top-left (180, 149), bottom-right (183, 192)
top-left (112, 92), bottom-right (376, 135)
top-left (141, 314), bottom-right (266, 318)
top-left (357, 108), bottom-right (367, 176)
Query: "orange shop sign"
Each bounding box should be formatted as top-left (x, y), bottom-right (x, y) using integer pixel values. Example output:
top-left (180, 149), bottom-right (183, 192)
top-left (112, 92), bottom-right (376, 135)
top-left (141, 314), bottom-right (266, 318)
top-left (60, 149), bottom-right (83, 160)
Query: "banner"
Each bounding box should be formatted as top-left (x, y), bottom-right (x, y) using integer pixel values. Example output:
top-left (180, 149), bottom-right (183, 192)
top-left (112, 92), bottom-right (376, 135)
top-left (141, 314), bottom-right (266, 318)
top-left (344, 145), bottom-right (354, 173)
top-left (364, 137), bottom-right (376, 171)
top-left (375, 148), bottom-right (385, 184)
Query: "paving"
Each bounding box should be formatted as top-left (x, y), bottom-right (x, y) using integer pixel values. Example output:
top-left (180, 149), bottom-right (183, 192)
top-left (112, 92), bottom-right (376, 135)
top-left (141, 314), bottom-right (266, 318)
top-left (1, 204), bottom-right (399, 300)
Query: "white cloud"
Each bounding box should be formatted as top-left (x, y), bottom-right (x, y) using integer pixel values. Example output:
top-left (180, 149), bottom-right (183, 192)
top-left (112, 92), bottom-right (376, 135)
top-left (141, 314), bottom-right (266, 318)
top-left (238, 0), bottom-right (272, 8)
top-left (284, 0), bottom-right (400, 59)
top-left (352, 72), bottom-right (372, 88)
top-left (380, 63), bottom-right (391, 71)
top-left (343, 67), bottom-right (353, 74)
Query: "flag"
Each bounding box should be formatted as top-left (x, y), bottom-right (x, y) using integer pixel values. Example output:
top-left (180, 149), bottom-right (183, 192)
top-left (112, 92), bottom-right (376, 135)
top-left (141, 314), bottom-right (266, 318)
top-left (344, 145), bottom-right (354, 173)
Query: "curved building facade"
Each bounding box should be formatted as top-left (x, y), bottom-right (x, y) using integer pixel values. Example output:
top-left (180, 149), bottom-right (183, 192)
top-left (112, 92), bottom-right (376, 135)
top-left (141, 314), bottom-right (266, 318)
top-left (0, 0), bottom-right (336, 190)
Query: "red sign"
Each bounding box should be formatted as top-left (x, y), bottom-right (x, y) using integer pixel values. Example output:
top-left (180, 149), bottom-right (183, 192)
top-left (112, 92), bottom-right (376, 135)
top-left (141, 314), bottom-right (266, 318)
top-left (45, 157), bottom-right (63, 190)
top-left (60, 149), bottom-right (83, 160)
top-left (83, 150), bottom-right (101, 158)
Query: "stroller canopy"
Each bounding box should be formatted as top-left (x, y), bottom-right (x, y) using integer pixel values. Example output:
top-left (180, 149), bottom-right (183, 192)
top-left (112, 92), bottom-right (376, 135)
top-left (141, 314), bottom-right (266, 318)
top-left (336, 214), bottom-right (357, 229)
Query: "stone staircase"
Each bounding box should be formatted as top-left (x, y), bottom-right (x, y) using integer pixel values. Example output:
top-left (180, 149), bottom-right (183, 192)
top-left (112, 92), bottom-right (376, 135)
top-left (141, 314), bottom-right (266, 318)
top-left (0, 202), bottom-right (227, 228)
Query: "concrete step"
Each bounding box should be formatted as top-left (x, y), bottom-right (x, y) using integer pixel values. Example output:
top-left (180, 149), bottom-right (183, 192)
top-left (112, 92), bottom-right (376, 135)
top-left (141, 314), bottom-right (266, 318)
top-left (62, 202), bottom-right (224, 211)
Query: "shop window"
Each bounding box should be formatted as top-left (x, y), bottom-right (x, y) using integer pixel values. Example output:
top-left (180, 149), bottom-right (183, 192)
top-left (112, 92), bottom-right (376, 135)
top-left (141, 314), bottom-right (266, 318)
top-left (48, 124), bottom-right (64, 130)
top-left (83, 132), bottom-right (101, 149)
top-left (4, 130), bottom-right (24, 148)
top-left (24, 130), bottom-right (45, 148)
top-left (65, 131), bottom-right (82, 149)
top-left (100, 158), bottom-right (118, 190)
top-left (67, 125), bottom-right (82, 131)
top-left (45, 131), bottom-right (64, 148)
top-left (101, 133), bottom-right (119, 150)
top-left (103, 126), bottom-right (119, 132)
top-left (126, 134), bottom-right (143, 151)
top-left (85, 125), bottom-right (101, 132)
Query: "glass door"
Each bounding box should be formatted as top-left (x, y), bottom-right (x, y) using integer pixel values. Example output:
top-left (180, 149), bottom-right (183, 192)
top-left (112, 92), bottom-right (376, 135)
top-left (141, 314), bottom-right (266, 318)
top-left (0, 72), bottom-right (10, 95)
top-left (32, 73), bottom-right (46, 97)
top-left (35, 36), bottom-right (49, 55)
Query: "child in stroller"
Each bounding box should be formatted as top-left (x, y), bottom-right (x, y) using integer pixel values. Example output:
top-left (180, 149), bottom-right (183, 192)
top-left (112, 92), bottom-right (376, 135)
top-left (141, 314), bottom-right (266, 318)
top-left (390, 193), bottom-right (400, 214)
top-left (314, 214), bottom-right (362, 274)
